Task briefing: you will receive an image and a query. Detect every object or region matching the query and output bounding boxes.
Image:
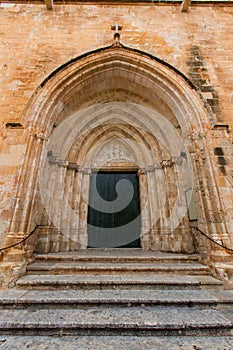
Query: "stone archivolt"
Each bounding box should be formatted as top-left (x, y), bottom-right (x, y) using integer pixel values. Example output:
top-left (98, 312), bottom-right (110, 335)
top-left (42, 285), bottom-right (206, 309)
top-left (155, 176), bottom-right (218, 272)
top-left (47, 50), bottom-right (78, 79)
top-left (2, 46), bottom-right (233, 284)
top-left (34, 104), bottom-right (193, 253)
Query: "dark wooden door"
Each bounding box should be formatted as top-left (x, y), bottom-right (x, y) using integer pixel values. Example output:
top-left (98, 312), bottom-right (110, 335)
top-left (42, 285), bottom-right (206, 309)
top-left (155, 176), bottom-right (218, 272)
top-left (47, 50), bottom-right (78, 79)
top-left (88, 172), bottom-right (141, 248)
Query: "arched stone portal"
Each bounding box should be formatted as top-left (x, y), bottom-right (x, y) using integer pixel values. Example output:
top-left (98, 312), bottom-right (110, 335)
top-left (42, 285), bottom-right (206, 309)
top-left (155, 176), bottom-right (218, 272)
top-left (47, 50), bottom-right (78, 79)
top-left (36, 105), bottom-right (195, 253)
top-left (4, 45), bottom-right (232, 279)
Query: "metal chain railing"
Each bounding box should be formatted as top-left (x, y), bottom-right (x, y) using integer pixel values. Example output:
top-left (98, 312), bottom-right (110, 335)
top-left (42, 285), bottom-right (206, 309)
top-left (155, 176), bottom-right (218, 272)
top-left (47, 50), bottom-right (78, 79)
top-left (0, 225), bottom-right (40, 253)
top-left (0, 224), bottom-right (232, 254)
top-left (192, 226), bottom-right (233, 254)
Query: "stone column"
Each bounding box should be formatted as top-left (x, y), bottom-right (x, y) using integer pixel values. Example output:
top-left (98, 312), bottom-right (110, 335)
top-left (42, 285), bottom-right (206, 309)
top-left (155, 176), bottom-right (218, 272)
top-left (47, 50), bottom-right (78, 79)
top-left (78, 167), bottom-right (91, 250)
top-left (152, 163), bottom-right (166, 251)
top-left (3, 132), bottom-right (47, 285)
top-left (33, 157), bottom-right (56, 254)
top-left (69, 165), bottom-right (81, 250)
top-left (146, 165), bottom-right (158, 250)
top-left (160, 160), bottom-right (175, 251)
top-left (186, 131), bottom-right (232, 263)
top-left (172, 156), bottom-right (191, 229)
top-left (10, 134), bottom-right (45, 235)
top-left (59, 163), bottom-right (75, 251)
top-left (43, 158), bottom-right (64, 252)
top-left (138, 168), bottom-right (151, 250)
top-left (189, 131), bottom-right (226, 241)
top-left (172, 157), bottom-right (195, 253)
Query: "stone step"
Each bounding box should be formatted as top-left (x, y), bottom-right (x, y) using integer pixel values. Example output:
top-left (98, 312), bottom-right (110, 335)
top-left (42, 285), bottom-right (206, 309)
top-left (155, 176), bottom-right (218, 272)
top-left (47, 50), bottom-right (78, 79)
top-left (0, 306), bottom-right (231, 336)
top-left (1, 335), bottom-right (233, 350)
top-left (34, 250), bottom-right (200, 264)
top-left (208, 290), bottom-right (233, 310)
top-left (195, 275), bottom-right (224, 290)
top-left (26, 261), bottom-right (210, 275)
top-left (16, 274), bottom-right (223, 290)
top-left (212, 290), bottom-right (233, 303)
top-left (0, 289), bottom-right (218, 308)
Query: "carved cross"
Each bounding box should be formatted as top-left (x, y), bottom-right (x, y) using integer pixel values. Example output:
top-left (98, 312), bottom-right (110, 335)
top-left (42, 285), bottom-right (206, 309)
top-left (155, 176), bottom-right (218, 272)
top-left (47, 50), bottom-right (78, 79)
top-left (111, 23), bottom-right (122, 34)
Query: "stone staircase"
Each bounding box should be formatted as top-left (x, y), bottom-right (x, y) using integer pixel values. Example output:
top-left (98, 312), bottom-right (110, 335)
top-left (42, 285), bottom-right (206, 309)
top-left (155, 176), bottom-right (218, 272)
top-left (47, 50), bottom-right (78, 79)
top-left (0, 249), bottom-right (233, 349)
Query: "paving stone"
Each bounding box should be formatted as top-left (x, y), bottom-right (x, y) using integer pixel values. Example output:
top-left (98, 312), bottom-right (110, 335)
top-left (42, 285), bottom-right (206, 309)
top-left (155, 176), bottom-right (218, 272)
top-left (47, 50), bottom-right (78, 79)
top-left (1, 336), bottom-right (233, 350)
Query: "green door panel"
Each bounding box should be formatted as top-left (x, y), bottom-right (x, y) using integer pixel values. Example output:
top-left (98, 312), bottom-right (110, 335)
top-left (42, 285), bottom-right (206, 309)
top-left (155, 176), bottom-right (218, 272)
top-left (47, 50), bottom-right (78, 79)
top-left (88, 172), bottom-right (141, 248)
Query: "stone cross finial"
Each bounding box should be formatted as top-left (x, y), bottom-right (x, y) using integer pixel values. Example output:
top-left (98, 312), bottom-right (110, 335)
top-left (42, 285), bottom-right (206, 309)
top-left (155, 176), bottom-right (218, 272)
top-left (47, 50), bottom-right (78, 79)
top-left (111, 23), bottom-right (122, 34)
top-left (111, 23), bottom-right (122, 47)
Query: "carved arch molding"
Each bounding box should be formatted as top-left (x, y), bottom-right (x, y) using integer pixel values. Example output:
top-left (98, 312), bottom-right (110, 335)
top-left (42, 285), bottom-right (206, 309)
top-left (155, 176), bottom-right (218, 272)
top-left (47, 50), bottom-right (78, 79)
top-left (8, 46), bottom-right (227, 257)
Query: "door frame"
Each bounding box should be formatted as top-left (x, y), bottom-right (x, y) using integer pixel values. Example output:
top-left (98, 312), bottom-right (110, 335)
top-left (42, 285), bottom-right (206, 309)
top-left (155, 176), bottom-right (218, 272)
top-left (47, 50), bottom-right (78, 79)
top-left (80, 165), bottom-right (151, 250)
top-left (87, 169), bottom-right (141, 248)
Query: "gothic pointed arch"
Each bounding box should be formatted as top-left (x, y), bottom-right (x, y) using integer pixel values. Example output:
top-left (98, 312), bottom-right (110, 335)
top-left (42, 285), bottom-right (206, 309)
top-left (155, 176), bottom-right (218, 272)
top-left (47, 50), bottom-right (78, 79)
top-left (4, 45), bottom-right (231, 271)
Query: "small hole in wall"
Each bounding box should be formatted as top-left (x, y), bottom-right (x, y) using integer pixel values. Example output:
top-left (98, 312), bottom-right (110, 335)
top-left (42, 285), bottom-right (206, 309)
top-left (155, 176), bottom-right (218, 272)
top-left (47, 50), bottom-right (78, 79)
top-left (214, 147), bottom-right (224, 156)
top-left (5, 122), bottom-right (23, 129)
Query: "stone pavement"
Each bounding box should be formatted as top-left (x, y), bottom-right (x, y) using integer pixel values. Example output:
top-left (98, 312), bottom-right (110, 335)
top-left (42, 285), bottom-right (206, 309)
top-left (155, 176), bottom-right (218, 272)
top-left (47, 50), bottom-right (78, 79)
top-left (1, 336), bottom-right (233, 350)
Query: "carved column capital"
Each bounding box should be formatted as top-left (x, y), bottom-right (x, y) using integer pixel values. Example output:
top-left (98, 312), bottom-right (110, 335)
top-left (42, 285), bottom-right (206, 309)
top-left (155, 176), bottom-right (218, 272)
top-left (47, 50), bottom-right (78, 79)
top-left (160, 159), bottom-right (174, 168)
top-left (80, 167), bottom-right (92, 175)
top-left (191, 129), bottom-right (206, 140)
top-left (67, 162), bottom-right (79, 171)
top-left (154, 163), bottom-right (162, 170)
top-left (199, 129), bottom-right (206, 138)
top-left (58, 160), bottom-right (69, 168)
top-left (146, 165), bottom-right (155, 173)
top-left (185, 129), bottom-right (206, 145)
top-left (30, 128), bottom-right (48, 141)
top-left (172, 156), bottom-right (183, 165)
top-left (138, 168), bottom-right (147, 175)
top-left (48, 156), bottom-right (59, 165)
